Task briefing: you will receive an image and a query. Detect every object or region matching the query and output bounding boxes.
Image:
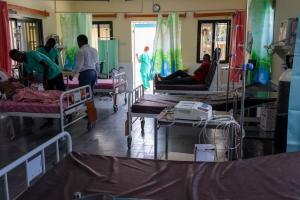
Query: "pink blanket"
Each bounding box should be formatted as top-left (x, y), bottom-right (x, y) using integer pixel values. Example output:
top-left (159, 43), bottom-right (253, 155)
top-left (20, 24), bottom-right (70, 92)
top-left (15, 88), bottom-right (63, 104)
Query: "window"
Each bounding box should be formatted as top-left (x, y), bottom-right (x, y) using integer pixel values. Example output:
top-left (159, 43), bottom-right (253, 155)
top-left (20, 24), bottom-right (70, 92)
top-left (9, 17), bottom-right (43, 51)
top-left (197, 20), bottom-right (231, 63)
top-left (9, 16), bottom-right (43, 78)
top-left (91, 21), bottom-right (113, 49)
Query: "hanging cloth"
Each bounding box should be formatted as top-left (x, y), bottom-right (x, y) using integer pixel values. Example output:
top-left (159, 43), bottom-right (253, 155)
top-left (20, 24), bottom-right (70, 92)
top-left (60, 13), bottom-right (92, 71)
top-left (152, 13), bottom-right (183, 76)
top-left (287, 16), bottom-right (300, 152)
top-left (0, 1), bottom-right (12, 75)
top-left (230, 11), bottom-right (246, 82)
top-left (247, 0), bottom-right (274, 85)
top-left (98, 39), bottom-right (119, 75)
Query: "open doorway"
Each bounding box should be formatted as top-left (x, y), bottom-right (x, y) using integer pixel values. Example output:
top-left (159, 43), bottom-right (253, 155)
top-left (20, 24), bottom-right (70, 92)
top-left (132, 21), bottom-right (156, 93)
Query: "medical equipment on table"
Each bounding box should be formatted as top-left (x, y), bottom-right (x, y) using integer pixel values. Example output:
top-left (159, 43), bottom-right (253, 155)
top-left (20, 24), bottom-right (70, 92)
top-left (157, 108), bottom-right (242, 160)
top-left (194, 144), bottom-right (216, 162)
top-left (174, 101), bottom-right (212, 120)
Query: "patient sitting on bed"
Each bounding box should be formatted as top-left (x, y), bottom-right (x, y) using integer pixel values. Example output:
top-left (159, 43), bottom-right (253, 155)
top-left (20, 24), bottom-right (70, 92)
top-left (156, 54), bottom-right (211, 85)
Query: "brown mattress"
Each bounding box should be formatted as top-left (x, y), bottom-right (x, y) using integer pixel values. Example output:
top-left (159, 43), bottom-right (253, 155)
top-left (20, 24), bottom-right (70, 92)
top-left (155, 84), bottom-right (207, 91)
top-left (131, 94), bottom-right (226, 114)
top-left (131, 94), bottom-right (232, 114)
top-left (131, 92), bottom-right (277, 115)
top-left (18, 152), bottom-right (300, 200)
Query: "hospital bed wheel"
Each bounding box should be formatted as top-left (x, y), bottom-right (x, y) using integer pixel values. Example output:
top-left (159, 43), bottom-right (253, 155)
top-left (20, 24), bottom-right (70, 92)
top-left (113, 105), bottom-right (118, 112)
top-left (127, 136), bottom-right (132, 149)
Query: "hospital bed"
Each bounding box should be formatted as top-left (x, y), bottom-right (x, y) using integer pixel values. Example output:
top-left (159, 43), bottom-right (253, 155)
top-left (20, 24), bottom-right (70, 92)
top-left (126, 84), bottom-right (236, 148)
top-left (126, 85), bottom-right (278, 149)
top-left (0, 85), bottom-right (93, 139)
top-left (154, 48), bottom-right (221, 95)
top-left (1, 132), bottom-right (300, 200)
top-left (64, 70), bottom-right (127, 112)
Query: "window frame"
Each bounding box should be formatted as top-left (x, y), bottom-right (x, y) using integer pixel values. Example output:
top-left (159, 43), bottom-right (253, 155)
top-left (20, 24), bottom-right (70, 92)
top-left (92, 21), bottom-right (113, 39)
top-left (197, 19), bottom-right (231, 63)
top-left (9, 15), bottom-right (44, 50)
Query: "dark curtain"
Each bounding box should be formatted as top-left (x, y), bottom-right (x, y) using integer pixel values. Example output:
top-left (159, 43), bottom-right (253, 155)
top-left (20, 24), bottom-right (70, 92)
top-left (0, 1), bottom-right (12, 75)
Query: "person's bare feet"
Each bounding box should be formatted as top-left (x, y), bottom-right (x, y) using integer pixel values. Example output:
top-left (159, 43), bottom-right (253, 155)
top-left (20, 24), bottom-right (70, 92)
top-left (157, 74), bottom-right (164, 81)
top-left (154, 74), bottom-right (159, 83)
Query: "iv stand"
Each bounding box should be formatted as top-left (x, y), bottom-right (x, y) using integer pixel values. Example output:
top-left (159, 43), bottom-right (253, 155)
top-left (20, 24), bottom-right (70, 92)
top-left (238, 0), bottom-right (250, 159)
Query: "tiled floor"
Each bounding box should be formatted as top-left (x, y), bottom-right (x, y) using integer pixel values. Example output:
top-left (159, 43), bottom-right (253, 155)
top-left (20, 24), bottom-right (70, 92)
top-left (0, 93), bottom-right (274, 198)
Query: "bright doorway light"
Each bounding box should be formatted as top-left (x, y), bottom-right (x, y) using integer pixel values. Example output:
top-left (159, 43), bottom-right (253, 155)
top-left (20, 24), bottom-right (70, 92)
top-left (131, 21), bottom-right (156, 93)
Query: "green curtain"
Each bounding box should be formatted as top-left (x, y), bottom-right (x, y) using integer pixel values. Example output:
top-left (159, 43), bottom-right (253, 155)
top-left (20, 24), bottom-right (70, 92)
top-left (152, 13), bottom-right (183, 76)
top-left (60, 13), bottom-right (92, 71)
top-left (98, 39), bottom-right (119, 76)
top-left (247, 0), bottom-right (274, 85)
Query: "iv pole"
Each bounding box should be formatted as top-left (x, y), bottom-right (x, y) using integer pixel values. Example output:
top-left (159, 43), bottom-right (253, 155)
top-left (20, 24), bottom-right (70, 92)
top-left (239, 0), bottom-right (251, 159)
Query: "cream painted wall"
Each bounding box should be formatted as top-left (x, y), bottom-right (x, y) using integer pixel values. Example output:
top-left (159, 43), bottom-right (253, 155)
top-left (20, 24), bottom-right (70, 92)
top-left (58, 0), bottom-right (246, 64)
top-left (5, 0), bottom-right (247, 89)
top-left (5, 0), bottom-right (56, 42)
top-left (62, 0), bottom-right (246, 88)
top-left (272, 0), bottom-right (300, 84)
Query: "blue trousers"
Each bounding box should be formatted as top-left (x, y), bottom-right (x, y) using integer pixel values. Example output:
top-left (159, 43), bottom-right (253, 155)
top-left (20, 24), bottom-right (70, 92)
top-left (78, 69), bottom-right (97, 91)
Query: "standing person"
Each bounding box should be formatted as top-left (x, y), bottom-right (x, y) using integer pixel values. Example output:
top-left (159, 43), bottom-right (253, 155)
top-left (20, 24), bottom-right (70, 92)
top-left (136, 46), bottom-right (151, 89)
top-left (9, 49), bottom-right (65, 91)
top-left (37, 38), bottom-right (59, 65)
top-left (72, 34), bottom-right (99, 91)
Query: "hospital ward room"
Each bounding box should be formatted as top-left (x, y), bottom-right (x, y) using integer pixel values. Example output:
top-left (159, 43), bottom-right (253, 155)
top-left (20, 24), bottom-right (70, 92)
top-left (1, 0), bottom-right (300, 199)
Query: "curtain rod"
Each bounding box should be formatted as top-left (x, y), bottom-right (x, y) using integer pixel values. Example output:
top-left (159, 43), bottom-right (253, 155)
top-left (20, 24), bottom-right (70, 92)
top-left (8, 4), bottom-right (49, 17)
top-left (55, 10), bottom-right (245, 14)
top-left (193, 12), bottom-right (238, 18)
top-left (93, 13), bottom-right (117, 18)
top-left (124, 13), bottom-right (187, 19)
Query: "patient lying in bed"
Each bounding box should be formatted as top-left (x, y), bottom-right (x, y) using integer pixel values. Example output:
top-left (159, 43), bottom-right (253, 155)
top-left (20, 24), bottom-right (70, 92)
top-left (156, 54), bottom-right (211, 85)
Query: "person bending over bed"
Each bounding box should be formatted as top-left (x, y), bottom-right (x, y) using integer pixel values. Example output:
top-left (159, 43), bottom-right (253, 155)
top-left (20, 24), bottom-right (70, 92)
top-left (9, 49), bottom-right (65, 91)
top-left (37, 37), bottom-right (59, 65)
top-left (9, 49), bottom-right (66, 129)
top-left (156, 54), bottom-right (211, 85)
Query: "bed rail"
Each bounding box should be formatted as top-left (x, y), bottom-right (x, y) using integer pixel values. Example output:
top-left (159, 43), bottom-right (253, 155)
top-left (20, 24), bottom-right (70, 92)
top-left (112, 71), bottom-right (127, 91)
top-left (126, 85), bottom-right (144, 148)
top-left (127, 84), bottom-right (144, 115)
top-left (0, 131), bottom-right (72, 200)
top-left (59, 85), bottom-right (92, 131)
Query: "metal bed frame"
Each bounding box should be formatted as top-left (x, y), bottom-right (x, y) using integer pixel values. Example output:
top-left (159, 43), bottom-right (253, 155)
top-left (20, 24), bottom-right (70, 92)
top-left (0, 85), bottom-right (93, 138)
top-left (0, 131), bottom-right (72, 200)
top-left (126, 85), bottom-right (155, 148)
top-left (126, 85), bottom-right (242, 149)
top-left (64, 71), bottom-right (127, 112)
top-left (94, 71), bottom-right (128, 112)
top-left (153, 88), bottom-right (224, 95)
